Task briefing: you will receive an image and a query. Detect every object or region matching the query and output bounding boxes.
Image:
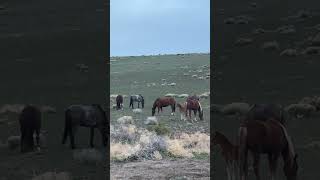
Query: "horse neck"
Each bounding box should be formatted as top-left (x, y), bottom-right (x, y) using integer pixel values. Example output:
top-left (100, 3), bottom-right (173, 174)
top-left (152, 100), bottom-right (158, 109)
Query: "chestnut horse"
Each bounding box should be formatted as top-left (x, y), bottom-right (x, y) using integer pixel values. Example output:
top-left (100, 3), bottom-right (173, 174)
top-left (116, 95), bottom-right (123, 110)
top-left (239, 118), bottom-right (298, 180)
top-left (186, 99), bottom-right (203, 122)
top-left (19, 105), bottom-right (42, 153)
top-left (213, 131), bottom-right (239, 180)
top-left (152, 97), bottom-right (176, 116)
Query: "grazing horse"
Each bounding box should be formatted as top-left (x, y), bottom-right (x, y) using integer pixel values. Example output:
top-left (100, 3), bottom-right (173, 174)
top-left (129, 94), bottom-right (144, 109)
top-left (116, 95), bottom-right (123, 110)
top-left (62, 104), bottom-right (108, 149)
top-left (213, 131), bottom-right (239, 180)
top-left (177, 102), bottom-right (187, 121)
top-left (239, 118), bottom-right (298, 180)
top-left (151, 97), bottom-right (176, 116)
top-left (186, 99), bottom-right (204, 122)
top-left (244, 104), bottom-right (286, 125)
top-left (19, 105), bottom-right (42, 153)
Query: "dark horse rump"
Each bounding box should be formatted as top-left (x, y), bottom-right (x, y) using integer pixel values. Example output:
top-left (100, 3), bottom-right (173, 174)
top-left (116, 95), bottom-right (123, 110)
top-left (239, 119), bottom-right (298, 180)
top-left (62, 104), bottom-right (108, 149)
top-left (244, 104), bottom-right (285, 125)
top-left (19, 105), bottom-right (41, 153)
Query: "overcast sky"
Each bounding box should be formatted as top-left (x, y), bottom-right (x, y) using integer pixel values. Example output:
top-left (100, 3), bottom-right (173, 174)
top-left (111, 0), bottom-right (210, 56)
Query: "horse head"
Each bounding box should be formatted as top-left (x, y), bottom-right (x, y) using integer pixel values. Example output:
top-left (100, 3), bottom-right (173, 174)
top-left (284, 154), bottom-right (298, 180)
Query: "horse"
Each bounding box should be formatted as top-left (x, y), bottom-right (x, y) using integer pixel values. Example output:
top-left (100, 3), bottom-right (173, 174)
top-left (62, 104), bottom-right (108, 149)
top-left (213, 131), bottom-right (239, 180)
top-left (239, 118), bottom-right (298, 180)
top-left (19, 105), bottom-right (42, 153)
top-left (177, 102), bottom-right (187, 121)
top-left (129, 94), bottom-right (144, 109)
top-left (151, 97), bottom-right (176, 116)
top-left (116, 95), bottom-right (123, 110)
top-left (186, 99), bottom-right (204, 122)
top-left (243, 104), bottom-right (286, 125)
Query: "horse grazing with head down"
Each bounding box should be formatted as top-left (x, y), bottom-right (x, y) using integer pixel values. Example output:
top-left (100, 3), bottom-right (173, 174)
top-left (62, 104), bottom-right (108, 149)
top-left (19, 105), bottom-right (42, 153)
top-left (213, 131), bottom-right (239, 180)
top-left (152, 97), bottom-right (176, 116)
top-left (116, 95), bottom-right (123, 110)
top-left (186, 98), bottom-right (203, 122)
top-left (129, 94), bottom-right (144, 109)
top-left (239, 118), bottom-right (298, 180)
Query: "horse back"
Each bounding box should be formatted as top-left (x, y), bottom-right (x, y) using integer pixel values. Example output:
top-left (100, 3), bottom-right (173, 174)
top-left (244, 120), bottom-right (287, 153)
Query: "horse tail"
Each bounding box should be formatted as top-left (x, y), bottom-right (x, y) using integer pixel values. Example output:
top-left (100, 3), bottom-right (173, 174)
top-left (141, 97), bottom-right (144, 108)
top-left (129, 97), bottom-right (133, 108)
top-left (275, 120), bottom-right (295, 160)
top-left (62, 109), bottom-right (71, 144)
top-left (173, 102), bottom-right (176, 112)
top-left (238, 124), bottom-right (248, 179)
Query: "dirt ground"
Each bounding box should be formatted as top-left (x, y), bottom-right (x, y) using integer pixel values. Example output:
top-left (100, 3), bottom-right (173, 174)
top-left (110, 159), bottom-right (210, 180)
top-left (212, 0), bottom-right (320, 179)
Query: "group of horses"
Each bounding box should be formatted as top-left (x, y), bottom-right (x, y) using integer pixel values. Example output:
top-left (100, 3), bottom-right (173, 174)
top-left (115, 94), bottom-right (204, 122)
top-left (213, 104), bottom-right (298, 180)
top-left (19, 104), bottom-right (108, 153)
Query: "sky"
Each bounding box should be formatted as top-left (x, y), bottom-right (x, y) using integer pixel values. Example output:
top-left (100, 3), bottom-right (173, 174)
top-left (111, 0), bottom-right (210, 57)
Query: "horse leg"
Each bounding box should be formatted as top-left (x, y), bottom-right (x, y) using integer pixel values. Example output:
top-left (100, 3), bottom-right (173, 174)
top-left (69, 126), bottom-right (76, 149)
top-left (268, 153), bottom-right (279, 180)
top-left (35, 128), bottom-right (41, 151)
top-left (226, 164), bottom-right (231, 180)
top-left (158, 107), bottom-right (160, 114)
top-left (89, 127), bottom-right (95, 148)
top-left (194, 110), bottom-right (197, 122)
top-left (253, 152), bottom-right (261, 180)
top-left (239, 127), bottom-right (248, 180)
top-left (138, 102), bottom-right (140, 108)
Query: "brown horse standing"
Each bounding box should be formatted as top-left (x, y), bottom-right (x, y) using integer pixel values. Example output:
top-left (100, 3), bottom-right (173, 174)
top-left (116, 95), bottom-right (123, 110)
top-left (239, 118), bottom-right (298, 180)
top-left (152, 97), bottom-right (176, 116)
top-left (19, 105), bottom-right (42, 153)
top-left (186, 99), bottom-right (203, 122)
top-left (177, 102), bottom-right (187, 121)
top-left (213, 131), bottom-right (239, 180)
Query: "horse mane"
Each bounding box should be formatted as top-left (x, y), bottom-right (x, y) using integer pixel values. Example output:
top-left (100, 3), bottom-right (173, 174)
top-left (152, 98), bottom-right (160, 109)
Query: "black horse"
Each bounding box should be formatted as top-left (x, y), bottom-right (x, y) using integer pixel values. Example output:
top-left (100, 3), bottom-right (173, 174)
top-left (19, 105), bottom-right (42, 153)
top-left (62, 104), bottom-right (108, 149)
top-left (129, 94), bottom-right (144, 109)
top-left (116, 95), bottom-right (123, 110)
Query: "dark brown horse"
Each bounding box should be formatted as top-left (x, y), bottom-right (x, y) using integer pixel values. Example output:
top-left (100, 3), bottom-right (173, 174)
top-left (213, 131), bottom-right (239, 180)
top-left (186, 99), bottom-right (203, 122)
top-left (62, 104), bottom-right (108, 149)
top-left (152, 97), bottom-right (176, 116)
top-left (239, 118), bottom-right (298, 180)
top-left (19, 105), bottom-right (42, 153)
top-left (116, 95), bottom-right (123, 110)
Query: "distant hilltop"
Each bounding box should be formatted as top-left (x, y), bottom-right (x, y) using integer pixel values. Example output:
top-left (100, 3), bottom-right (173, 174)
top-left (110, 52), bottom-right (210, 59)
